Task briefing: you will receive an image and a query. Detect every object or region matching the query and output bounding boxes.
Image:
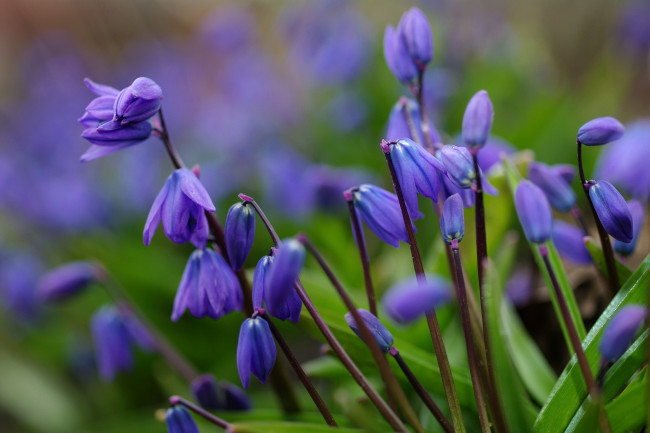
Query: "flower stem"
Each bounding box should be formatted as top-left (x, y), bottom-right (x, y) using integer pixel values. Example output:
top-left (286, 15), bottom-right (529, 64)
top-left (169, 396), bottom-right (231, 429)
top-left (571, 206), bottom-right (589, 234)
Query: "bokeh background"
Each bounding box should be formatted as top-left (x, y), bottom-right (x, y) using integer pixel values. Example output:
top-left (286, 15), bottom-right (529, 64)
top-left (0, 0), bottom-right (648, 431)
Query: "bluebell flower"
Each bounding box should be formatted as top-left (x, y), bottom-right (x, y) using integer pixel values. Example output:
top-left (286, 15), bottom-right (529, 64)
top-left (221, 381), bottom-right (252, 411)
top-left (515, 180), bottom-right (552, 244)
top-left (385, 98), bottom-right (441, 145)
top-left (552, 220), bottom-right (592, 265)
top-left (440, 145), bottom-right (498, 194)
top-left (165, 405), bottom-right (200, 433)
top-left (265, 239), bottom-right (305, 319)
top-left (113, 77), bottom-right (162, 125)
top-left (614, 200), bottom-right (644, 256)
top-left (462, 90), bottom-right (494, 149)
top-left (37, 261), bottom-right (99, 303)
top-left (172, 248), bottom-right (242, 322)
top-left (383, 25), bottom-right (417, 83)
top-left (550, 164), bottom-right (576, 183)
top-left (0, 253), bottom-right (41, 322)
top-left (225, 202), bottom-right (256, 271)
top-left (237, 317), bottom-right (277, 388)
top-left (78, 78), bottom-right (119, 127)
top-left (505, 268), bottom-right (534, 307)
top-left (528, 162), bottom-right (576, 212)
top-left (472, 136), bottom-right (515, 175)
top-left (599, 304), bottom-right (647, 362)
top-left (440, 193), bottom-right (465, 244)
top-left (441, 175), bottom-right (475, 208)
top-left (589, 180), bottom-right (633, 243)
top-left (399, 8), bottom-right (433, 68)
top-left (382, 275), bottom-right (453, 324)
top-left (143, 168), bottom-right (215, 248)
top-left (191, 374), bottom-right (221, 410)
top-left (577, 117), bottom-right (625, 146)
top-left (345, 309), bottom-right (394, 353)
top-left (252, 255), bottom-right (302, 323)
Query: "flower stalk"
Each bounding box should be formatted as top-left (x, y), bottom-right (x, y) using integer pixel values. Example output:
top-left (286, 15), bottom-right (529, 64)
top-left (169, 396), bottom-right (231, 430)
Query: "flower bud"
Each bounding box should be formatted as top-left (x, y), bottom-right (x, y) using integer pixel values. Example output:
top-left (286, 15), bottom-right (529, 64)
top-left (191, 374), bottom-right (221, 410)
top-left (599, 304), bottom-right (647, 362)
top-left (399, 8), bottom-right (433, 67)
top-left (439, 193), bottom-right (465, 244)
top-left (462, 90), bottom-right (494, 149)
top-left (515, 180), bottom-right (552, 244)
top-left (589, 180), bottom-right (633, 242)
top-left (37, 261), bottom-right (99, 303)
top-left (114, 77), bottom-right (163, 124)
top-left (552, 220), bottom-right (591, 265)
top-left (225, 202), bottom-right (256, 271)
top-left (253, 255), bottom-right (302, 323)
top-left (383, 25), bottom-right (417, 83)
top-left (528, 162), bottom-right (576, 212)
top-left (236, 317), bottom-right (277, 388)
top-left (265, 239), bottom-right (305, 317)
top-left (577, 117), bottom-right (625, 146)
top-left (614, 200), bottom-right (644, 256)
top-left (440, 145), bottom-right (475, 188)
top-left (221, 381), bottom-right (252, 411)
top-left (382, 276), bottom-right (453, 324)
top-left (344, 309), bottom-right (394, 353)
top-left (165, 405), bottom-right (200, 433)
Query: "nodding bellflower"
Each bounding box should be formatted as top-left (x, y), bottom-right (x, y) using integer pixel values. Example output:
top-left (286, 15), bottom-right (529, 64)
top-left (528, 162), bottom-right (576, 212)
top-left (399, 8), bottom-right (433, 68)
top-left (440, 145), bottom-right (498, 195)
top-left (265, 239), bottom-right (305, 318)
top-left (37, 261), bottom-right (100, 303)
top-left (345, 309), bottom-right (394, 353)
top-left (382, 275), bottom-right (453, 324)
top-left (165, 405), bottom-right (200, 433)
top-left (383, 25), bottom-right (417, 83)
top-left (588, 180), bottom-right (633, 243)
top-left (515, 180), bottom-right (553, 244)
top-left (143, 168), bottom-right (215, 248)
top-left (237, 317), bottom-right (277, 389)
top-left (462, 90), bottom-right (494, 150)
top-left (599, 304), bottom-right (647, 362)
top-left (441, 174), bottom-right (475, 208)
top-left (439, 193), bottom-right (465, 244)
top-left (252, 255), bottom-right (302, 323)
top-left (191, 374), bottom-right (221, 410)
top-left (385, 98), bottom-right (441, 145)
top-left (552, 220), bottom-right (592, 265)
top-left (113, 77), bottom-right (163, 125)
top-left (172, 248), bottom-right (242, 322)
top-left (221, 381), bottom-right (252, 411)
top-left (225, 202), bottom-right (256, 271)
top-left (577, 117), bottom-right (625, 146)
top-left (614, 200), bottom-right (644, 256)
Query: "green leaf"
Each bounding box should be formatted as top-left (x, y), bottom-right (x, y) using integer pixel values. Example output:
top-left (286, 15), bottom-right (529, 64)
top-left (584, 237), bottom-right (633, 283)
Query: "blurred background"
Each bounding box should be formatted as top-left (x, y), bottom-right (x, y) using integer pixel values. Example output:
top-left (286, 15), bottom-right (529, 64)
top-left (0, 0), bottom-right (648, 431)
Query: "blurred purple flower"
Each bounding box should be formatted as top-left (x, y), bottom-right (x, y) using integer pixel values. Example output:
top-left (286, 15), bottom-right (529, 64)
top-left (515, 180), bottom-right (552, 244)
top-left (599, 304), bottom-right (647, 362)
top-left (505, 268), bottom-right (534, 307)
top-left (37, 261), bottom-right (99, 303)
top-left (400, 8), bottom-right (434, 68)
top-left (0, 253), bottom-right (42, 322)
top-left (528, 162), bottom-right (576, 213)
top-left (191, 374), bottom-right (221, 410)
top-left (345, 308), bottom-right (394, 353)
top-left (382, 275), bottom-right (453, 324)
top-left (552, 220), bottom-right (592, 265)
top-left (221, 381), bottom-right (252, 411)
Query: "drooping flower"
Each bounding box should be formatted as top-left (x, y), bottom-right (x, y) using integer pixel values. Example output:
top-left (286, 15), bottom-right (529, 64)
top-left (191, 374), bottom-right (221, 410)
top-left (382, 275), bottom-right (453, 324)
top-left (515, 180), bottom-right (553, 244)
top-left (37, 261), bottom-right (100, 303)
top-left (113, 77), bottom-right (163, 125)
top-left (165, 405), bottom-right (200, 433)
top-left (143, 168), bottom-right (215, 248)
top-left (385, 97), bottom-right (441, 145)
top-left (221, 381), bottom-right (252, 411)
top-left (383, 25), bottom-right (417, 83)
top-left (439, 193), bottom-right (465, 244)
top-left (265, 239), bottom-right (305, 318)
top-left (614, 200), bottom-right (645, 256)
top-left (345, 309), bottom-right (394, 353)
top-left (577, 117), bottom-right (625, 146)
top-left (588, 180), bottom-right (633, 243)
top-left (462, 90), bottom-right (494, 150)
top-left (237, 317), bottom-right (277, 388)
top-left (399, 8), bottom-right (433, 68)
top-left (528, 162), bottom-right (576, 213)
top-left (599, 304), bottom-right (647, 362)
top-left (252, 255), bottom-right (302, 323)
top-left (440, 174), bottom-right (475, 208)
top-left (552, 220), bottom-right (592, 265)
top-left (225, 202), bottom-right (256, 271)
top-left (440, 145), bottom-right (498, 195)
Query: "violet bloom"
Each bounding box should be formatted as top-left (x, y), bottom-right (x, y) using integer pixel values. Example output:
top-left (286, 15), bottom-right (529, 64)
top-left (237, 317), bottom-right (277, 388)
top-left (165, 405), bottom-right (200, 433)
top-left (221, 381), bottom-right (252, 411)
top-left (515, 180), bottom-right (552, 244)
top-left (462, 90), bottom-right (494, 150)
top-left (505, 268), bottom-right (534, 307)
top-left (113, 77), bottom-right (162, 125)
top-left (399, 8), bottom-right (434, 68)
top-left (472, 136), bottom-right (515, 175)
top-left (528, 162), bottom-right (576, 213)
top-left (577, 117), bottom-right (625, 146)
top-left (78, 78), bottom-right (119, 127)
top-left (383, 25), bottom-right (417, 83)
top-left (143, 168), bottom-right (215, 248)
top-left (382, 275), bottom-right (453, 324)
top-left (599, 304), bottom-right (647, 362)
top-left (441, 175), bottom-right (475, 208)
top-left (552, 220), bottom-right (592, 265)
top-left (386, 98), bottom-right (441, 145)
top-left (614, 200), bottom-right (645, 256)
top-left (225, 202), bottom-right (256, 271)
top-left (440, 145), bottom-right (498, 195)
top-left (252, 255), bottom-right (302, 323)
top-left (172, 248), bottom-right (242, 322)
top-left (191, 374), bottom-right (221, 410)
top-left (440, 193), bottom-right (465, 244)
top-left (37, 261), bottom-right (99, 303)
top-left (345, 309), bottom-right (394, 353)
top-left (588, 180), bottom-right (633, 243)
top-left (265, 239), bottom-right (305, 319)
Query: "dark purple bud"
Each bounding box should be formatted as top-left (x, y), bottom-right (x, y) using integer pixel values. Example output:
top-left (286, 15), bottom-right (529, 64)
top-left (528, 162), bottom-right (576, 212)
top-left (382, 276), bottom-right (453, 324)
top-left (191, 374), bottom-right (221, 410)
top-left (552, 220), bottom-right (592, 265)
top-left (265, 239), bottom-right (305, 318)
top-left (440, 193), bottom-right (465, 244)
top-left (515, 180), bottom-right (553, 244)
top-left (462, 90), bottom-right (494, 149)
top-left (589, 180), bottom-right (633, 242)
top-left (90, 305), bottom-right (135, 382)
top-left (221, 381), bottom-right (252, 411)
top-left (577, 117), bottom-right (625, 146)
top-left (81, 120), bottom-right (152, 147)
top-left (113, 77), bottom-right (162, 124)
top-left (143, 168), bottom-right (215, 248)
top-left (253, 255), bottom-right (302, 323)
top-left (165, 405), bottom-right (200, 433)
top-left (225, 203), bottom-right (256, 271)
top-left (440, 145), bottom-right (476, 188)
top-left (172, 248), bottom-right (242, 322)
top-left (237, 317), bottom-right (277, 388)
top-left (599, 304), bottom-right (647, 362)
top-left (383, 25), bottom-right (417, 83)
top-left (37, 261), bottom-right (99, 303)
top-left (614, 200), bottom-right (645, 256)
top-left (505, 268), bottom-right (534, 307)
top-left (345, 308), bottom-right (394, 353)
top-left (550, 164), bottom-right (576, 184)
top-left (399, 8), bottom-right (433, 67)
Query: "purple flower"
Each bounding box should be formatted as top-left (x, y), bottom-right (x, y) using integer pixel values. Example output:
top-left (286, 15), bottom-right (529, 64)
top-left (191, 374), bottom-right (221, 410)
top-left (399, 8), bottom-right (434, 68)
top-left (80, 120), bottom-right (153, 160)
top-left (550, 164), bottom-right (576, 184)
top-left (440, 145), bottom-right (497, 195)
top-left (528, 162), bottom-right (576, 212)
top-left (221, 381), bottom-right (252, 411)
top-left (225, 202), bottom-right (256, 271)
top-left (505, 268), bottom-right (534, 307)
top-left (462, 90), bottom-right (494, 150)
top-left (143, 168), bottom-right (215, 248)
top-left (440, 193), bottom-right (465, 244)
top-left (78, 78), bottom-right (119, 127)
top-left (345, 309), bottom-right (394, 353)
top-left (599, 304), bottom-right (647, 362)
top-left (265, 239), bottom-right (305, 319)
top-left (383, 25), bottom-right (417, 83)
top-left (589, 180), bottom-right (633, 243)
top-left (382, 275), bottom-right (453, 324)
top-left (37, 261), bottom-right (99, 303)
top-left (165, 405), bottom-right (200, 433)
top-left (577, 117), bottom-right (625, 146)
top-left (386, 98), bottom-right (441, 145)
top-left (237, 317), bottom-right (277, 388)
top-left (515, 180), bottom-right (552, 244)
top-left (614, 200), bottom-right (645, 256)
top-left (472, 136), bottom-right (515, 174)
top-left (172, 248), bottom-right (242, 322)
top-left (552, 220), bottom-right (592, 265)
top-left (0, 253), bottom-right (41, 322)
top-left (441, 175), bottom-right (475, 208)
top-left (252, 255), bottom-right (302, 323)
top-left (113, 77), bottom-right (162, 125)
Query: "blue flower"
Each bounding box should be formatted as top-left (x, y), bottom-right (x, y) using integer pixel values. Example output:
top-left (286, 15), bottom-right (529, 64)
top-left (382, 275), bottom-right (453, 324)
top-left (191, 374), bottom-right (221, 410)
top-left (385, 98), bottom-right (441, 145)
top-left (37, 261), bottom-right (99, 303)
top-left (528, 162), bottom-right (576, 212)
top-left (113, 77), bottom-right (162, 125)
top-left (599, 304), bottom-right (647, 362)
top-left (614, 200), bottom-right (645, 256)
top-left (383, 25), bottom-right (417, 83)
top-left (515, 180), bottom-right (552, 244)
top-left (577, 117), bottom-right (625, 146)
top-left (225, 202), bottom-right (256, 271)
top-left (399, 8), bottom-right (433, 68)
top-left (165, 405), bottom-right (200, 433)
top-left (345, 309), bottom-right (394, 353)
top-left (552, 220), bottom-right (591, 265)
top-left (221, 381), bottom-right (252, 411)
top-left (237, 317), bottom-right (277, 389)
top-left (589, 180), bottom-right (633, 243)
top-left (439, 193), bottom-right (465, 244)
top-left (265, 239), bottom-right (305, 319)
top-left (462, 90), bottom-right (494, 149)
top-left (252, 255), bottom-right (302, 323)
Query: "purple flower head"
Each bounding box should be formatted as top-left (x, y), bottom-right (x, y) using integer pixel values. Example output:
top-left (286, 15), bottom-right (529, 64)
top-left (225, 202), bottom-right (256, 271)
top-left (80, 120), bottom-right (153, 160)
top-left (386, 98), bottom-right (441, 146)
top-left (399, 8), bottom-right (433, 68)
top-left (383, 25), bottom-right (417, 83)
top-left (265, 239), bottom-right (305, 319)
top-left (473, 136), bottom-right (515, 174)
top-left (37, 261), bottom-right (99, 303)
top-left (253, 255), bottom-right (302, 323)
top-left (382, 275), bottom-right (453, 324)
top-left (577, 117), bottom-right (625, 146)
top-left (0, 253), bottom-right (41, 322)
top-left (528, 162), bottom-right (576, 212)
top-left (440, 145), bottom-right (491, 191)
top-left (165, 405), bottom-right (200, 433)
top-left (440, 193), bottom-right (465, 244)
top-left (78, 78), bottom-right (119, 127)
top-left (441, 175), bottom-right (475, 208)
top-left (191, 374), bottom-right (221, 410)
top-left (221, 381), bottom-right (252, 411)
top-left (345, 308), bottom-right (394, 353)
top-left (599, 304), bottom-right (647, 362)
top-left (113, 77), bottom-right (162, 125)
top-left (351, 184), bottom-right (417, 248)
top-left (386, 138), bottom-right (445, 216)
top-left (515, 180), bottom-right (553, 244)
top-left (614, 200), bottom-right (645, 256)
top-left (143, 168), bottom-right (215, 248)
top-left (551, 164), bottom-right (576, 184)
top-left (172, 248), bottom-right (242, 322)
top-left (237, 317), bottom-right (277, 388)
top-left (552, 220), bottom-right (592, 265)
top-left (505, 268), bottom-right (534, 307)
top-left (589, 180), bottom-right (633, 242)
top-left (462, 90), bottom-right (494, 150)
